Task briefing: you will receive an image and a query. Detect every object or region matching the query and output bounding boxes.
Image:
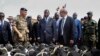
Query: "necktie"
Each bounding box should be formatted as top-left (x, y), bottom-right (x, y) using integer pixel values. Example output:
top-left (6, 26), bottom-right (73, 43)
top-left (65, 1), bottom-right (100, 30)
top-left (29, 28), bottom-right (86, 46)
top-left (61, 18), bottom-right (64, 35)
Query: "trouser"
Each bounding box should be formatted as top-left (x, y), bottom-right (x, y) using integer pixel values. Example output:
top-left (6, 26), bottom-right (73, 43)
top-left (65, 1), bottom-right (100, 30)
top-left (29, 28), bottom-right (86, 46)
top-left (97, 41), bottom-right (100, 49)
top-left (0, 34), bottom-right (8, 46)
top-left (83, 35), bottom-right (96, 50)
top-left (58, 35), bottom-right (64, 45)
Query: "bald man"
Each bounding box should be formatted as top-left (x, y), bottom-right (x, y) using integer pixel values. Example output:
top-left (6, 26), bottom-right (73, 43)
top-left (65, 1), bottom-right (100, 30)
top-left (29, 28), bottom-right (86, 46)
top-left (58, 9), bottom-right (77, 47)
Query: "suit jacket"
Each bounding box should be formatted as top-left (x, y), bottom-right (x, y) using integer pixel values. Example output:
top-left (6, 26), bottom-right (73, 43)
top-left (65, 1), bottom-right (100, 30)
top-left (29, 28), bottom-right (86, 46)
top-left (58, 16), bottom-right (77, 46)
top-left (32, 21), bottom-right (41, 38)
top-left (54, 19), bottom-right (61, 42)
top-left (40, 17), bottom-right (56, 44)
top-left (0, 21), bottom-right (12, 44)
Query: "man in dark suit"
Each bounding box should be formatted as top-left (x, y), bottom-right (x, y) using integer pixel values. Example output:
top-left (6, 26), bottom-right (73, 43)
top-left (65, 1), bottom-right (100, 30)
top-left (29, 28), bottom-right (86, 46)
top-left (58, 9), bottom-right (76, 46)
top-left (32, 15), bottom-right (42, 43)
top-left (53, 12), bottom-right (61, 43)
top-left (40, 9), bottom-right (56, 44)
top-left (0, 12), bottom-right (12, 45)
top-left (7, 16), bottom-right (14, 45)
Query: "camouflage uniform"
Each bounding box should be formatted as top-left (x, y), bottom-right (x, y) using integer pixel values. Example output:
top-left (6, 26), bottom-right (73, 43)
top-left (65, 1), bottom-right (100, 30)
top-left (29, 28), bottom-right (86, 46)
top-left (83, 19), bottom-right (97, 48)
top-left (14, 15), bottom-right (29, 45)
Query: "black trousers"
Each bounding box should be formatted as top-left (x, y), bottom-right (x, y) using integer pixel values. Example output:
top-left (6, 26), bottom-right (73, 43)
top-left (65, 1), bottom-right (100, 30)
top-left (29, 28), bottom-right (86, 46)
top-left (0, 33), bottom-right (7, 45)
top-left (58, 35), bottom-right (64, 45)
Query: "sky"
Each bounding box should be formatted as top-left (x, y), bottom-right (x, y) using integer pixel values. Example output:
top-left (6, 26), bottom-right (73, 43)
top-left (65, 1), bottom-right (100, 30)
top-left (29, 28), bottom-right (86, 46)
top-left (0, 0), bottom-right (100, 21)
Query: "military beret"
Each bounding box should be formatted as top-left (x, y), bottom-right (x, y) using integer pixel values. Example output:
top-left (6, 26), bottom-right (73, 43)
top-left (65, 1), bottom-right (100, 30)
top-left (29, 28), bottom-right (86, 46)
top-left (20, 8), bottom-right (27, 11)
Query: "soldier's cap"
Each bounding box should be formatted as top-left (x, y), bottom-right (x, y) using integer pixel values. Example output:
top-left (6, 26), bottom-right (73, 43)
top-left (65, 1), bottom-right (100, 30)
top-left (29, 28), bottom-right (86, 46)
top-left (20, 8), bottom-right (27, 11)
top-left (87, 11), bottom-right (93, 15)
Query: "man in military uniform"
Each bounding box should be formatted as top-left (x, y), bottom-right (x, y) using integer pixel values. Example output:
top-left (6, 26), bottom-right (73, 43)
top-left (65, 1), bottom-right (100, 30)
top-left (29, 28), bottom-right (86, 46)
top-left (13, 8), bottom-right (29, 46)
top-left (83, 11), bottom-right (97, 50)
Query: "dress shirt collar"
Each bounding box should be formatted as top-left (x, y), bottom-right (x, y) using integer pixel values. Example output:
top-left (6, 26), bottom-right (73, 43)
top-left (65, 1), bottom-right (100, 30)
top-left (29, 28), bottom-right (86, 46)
top-left (45, 16), bottom-right (50, 22)
top-left (63, 15), bottom-right (68, 23)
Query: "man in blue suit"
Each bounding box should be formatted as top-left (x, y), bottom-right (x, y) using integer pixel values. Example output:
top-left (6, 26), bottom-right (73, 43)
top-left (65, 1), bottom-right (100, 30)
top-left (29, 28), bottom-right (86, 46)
top-left (40, 9), bottom-right (56, 44)
top-left (0, 12), bottom-right (12, 45)
top-left (73, 13), bottom-right (82, 47)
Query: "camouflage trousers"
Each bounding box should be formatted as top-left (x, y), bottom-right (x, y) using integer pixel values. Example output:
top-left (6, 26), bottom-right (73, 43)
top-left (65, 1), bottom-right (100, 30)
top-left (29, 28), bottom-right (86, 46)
top-left (83, 35), bottom-right (97, 48)
top-left (13, 33), bottom-right (29, 46)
